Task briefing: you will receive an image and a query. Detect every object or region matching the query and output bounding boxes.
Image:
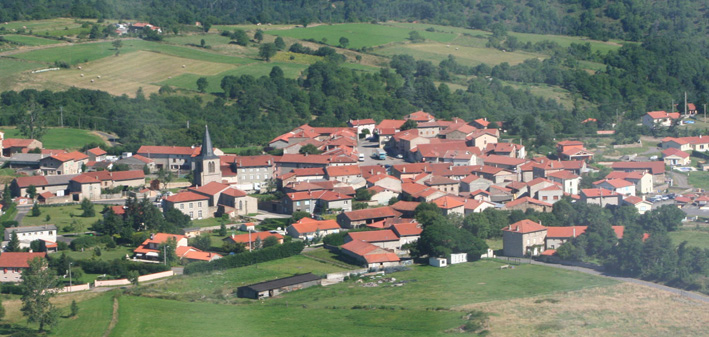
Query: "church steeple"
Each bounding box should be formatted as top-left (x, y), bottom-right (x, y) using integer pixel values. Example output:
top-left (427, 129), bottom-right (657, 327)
top-left (201, 125), bottom-right (218, 159)
top-left (194, 125), bottom-right (221, 186)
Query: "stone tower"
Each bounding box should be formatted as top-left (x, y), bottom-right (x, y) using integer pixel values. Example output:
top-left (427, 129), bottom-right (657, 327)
top-left (194, 125), bottom-right (221, 186)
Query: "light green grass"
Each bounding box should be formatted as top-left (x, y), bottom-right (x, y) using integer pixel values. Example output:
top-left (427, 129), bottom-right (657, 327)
top-left (268, 23), bottom-right (456, 49)
top-left (150, 255), bottom-right (348, 297)
top-left (12, 40), bottom-right (253, 65)
top-left (0, 58), bottom-right (46, 85)
top-left (108, 295), bottom-right (465, 337)
top-left (1, 18), bottom-right (93, 34)
top-left (341, 62), bottom-right (380, 73)
top-left (21, 204), bottom-right (108, 233)
top-left (220, 146), bottom-right (263, 154)
top-left (301, 247), bottom-right (362, 269)
top-left (1, 34), bottom-right (63, 46)
top-left (51, 293), bottom-right (114, 337)
top-left (500, 80), bottom-right (578, 109)
top-left (160, 62), bottom-right (307, 92)
top-left (163, 34), bottom-right (233, 47)
top-left (274, 260), bottom-right (617, 310)
top-left (669, 230), bottom-right (709, 249)
top-left (687, 170), bottom-right (709, 190)
top-left (190, 217), bottom-right (224, 228)
top-left (59, 246), bottom-right (135, 263)
top-left (0, 127), bottom-right (106, 150)
top-left (485, 238), bottom-right (503, 251)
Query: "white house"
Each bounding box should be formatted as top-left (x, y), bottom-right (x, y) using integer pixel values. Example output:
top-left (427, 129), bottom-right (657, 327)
top-left (642, 111), bottom-right (680, 128)
top-left (3, 225), bottom-right (57, 250)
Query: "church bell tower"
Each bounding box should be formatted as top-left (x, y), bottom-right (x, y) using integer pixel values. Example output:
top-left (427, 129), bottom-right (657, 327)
top-left (194, 125), bottom-right (221, 186)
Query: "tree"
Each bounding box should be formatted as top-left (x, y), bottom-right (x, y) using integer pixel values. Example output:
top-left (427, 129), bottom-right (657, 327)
top-left (7, 231), bottom-right (20, 252)
top-left (0, 296), bottom-right (5, 321)
top-left (112, 39), bottom-right (122, 50)
top-left (127, 270), bottom-right (140, 286)
top-left (21, 257), bottom-right (60, 332)
top-left (70, 300), bottom-right (79, 317)
top-left (400, 119), bottom-right (417, 131)
top-left (218, 222), bottom-right (227, 236)
top-left (200, 38), bottom-right (206, 47)
top-left (408, 30), bottom-right (424, 42)
top-left (202, 19), bottom-right (212, 33)
top-left (259, 43), bottom-right (277, 61)
top-left (27, 185), bottom-right (37, 199)
top-left (338, 36), bottom-right (349, 48)
top-left (191, 234), bottom-right (211, 251)
top-left (157, 169), bottom-right (174, 190)
top-left (196, 77), bottom-right (209, 93)
top-left (31, 203), bottom-right (41, 217)
top-left (17, 106), bottom-right (47, 140)
top-left (355, 188), bottom-right (373, 201)
top-left (158, 236), bottom-right (178, 265)
top-left (291, 211), bottom-right (311, 224)
top-left (274, 36), bottom-right (285, 50)
top-left (231, 29), bottom-right (249, 46)
top-left (3, 184), bottom-right (13, 204)
top-left (262, 236), bottom-right (279, 248)
top-left (299, 143), bottom-right (322, 155)
top-left (254, 29), bottom-right (264, 43)
top-left (81, 198), bottom-right (95, 217)
top-left (388, 197), bottom-right (399, 205)
top-left (414, 217), bottom-right (488, 261)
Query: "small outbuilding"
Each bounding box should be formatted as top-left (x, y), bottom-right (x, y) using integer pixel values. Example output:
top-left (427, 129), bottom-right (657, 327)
top-left (237, 273), bottom-right (321, 299)
top-left (429, 257), bottom-right (447, 268)
top-left (448, 253), bottom-right (468, 265)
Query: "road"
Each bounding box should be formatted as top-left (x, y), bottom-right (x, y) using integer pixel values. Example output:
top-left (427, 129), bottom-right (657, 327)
top-left (669, 171), bottom-right (690, 189)
top-left (497, 258), bottom-right (709, 303)
top-left (357, 137), bottom-right (407, 167)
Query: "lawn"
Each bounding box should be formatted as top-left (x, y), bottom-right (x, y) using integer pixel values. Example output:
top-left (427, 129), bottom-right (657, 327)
top-left (1, 18), bottom-right (94, 35)
top-left (0, 58), bottom-right (46, 88)
top-left (1, 34), bottom-right (63, 46)
top-left (220, 146), bottom-right (263, 154)
top-left (669, 230), bottom-right (709, 249)
top-left (59, 245), bottom-right (135, 263)
top-left (687, 170), bottom-right (709, 190)
top-left (376, 41), bottom-right (545, 67)
top-left (50, 293), bottom-right (114, 337)
top-left (301, 247), bottom-right (362, 269)
top-left (163, 34), bottom-right (233, 47)
top-left (271, 260), bottom-right (618, 310)
top-left (500, 80), bottom-right (579, 109)
top-left (108, 296), bottom-right (465, 337)
top-left (267, 23), bottom-right (456, 49)
top-left (21, 204), bottom-right (110, 233)
top-left (0, 127), bottom-right (106, 150)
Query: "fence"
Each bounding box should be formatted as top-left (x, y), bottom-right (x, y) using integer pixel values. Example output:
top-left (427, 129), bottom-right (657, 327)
top-left (137, 270), bottom-right (174, 282)
top-left (53, 283), bottom-right (91, 294)
top-left (94, 279), bottom-right (131, 287)
top-left (325, 268), bottom-right (368, 280)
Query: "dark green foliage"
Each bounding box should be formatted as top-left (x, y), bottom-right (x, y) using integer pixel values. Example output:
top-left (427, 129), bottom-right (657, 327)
top-left (21, 258), bottom-right (59, 332)
top-left (400, 119), bottom-right (417, 131)
top-left (80, 198), bottom-right (95, 217)
top-left (354, 188), bottom-right (373, 201)
top-left (290, 211), bottom-right (311, 223)
top-left (298, 144), bottom-right (322, 155)
top-left (77, 258), bottom-right (169, 277)
top-left (7, 231), bottom-right (20, 252)
top-left (196, 77), bottom-right (208, 93)
top-left (258, 43), bottom-right (277, 61)
top-left (262, 236), bottom-right (279, 248)
top-left (254, 29), bottom-right (264, 43)
top-left (31, 203), bottom-right (40, 217)
top-left (274, 36), bottom-right (285, 50)
top-left (69, 235), bottom-right (113, 251)
top-left (190, 234), bottom-right (212, 251)
top-left (158, 236), bottom-right (178, 265)
top-left (230, 29), bottom-right (249, 46)
top-left (184, 241), bottom-right (305, 274)
top-left (27, 185), bottom-right (37, 199)
top-left (70, 300), bottom-right (78, 317)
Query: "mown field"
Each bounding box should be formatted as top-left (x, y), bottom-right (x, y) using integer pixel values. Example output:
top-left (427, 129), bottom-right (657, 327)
top-left (1, 34), bottom-right (64, 46)
top-left (0, 127), bottom-right (106, 150)
top-left (669, 229), bottom-right (709, 249)
top-left (21, 204), bottom-right (109, 233)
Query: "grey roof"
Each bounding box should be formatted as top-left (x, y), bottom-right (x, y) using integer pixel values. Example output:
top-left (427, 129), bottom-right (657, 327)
top-left (8, 154), bottom-right (42, 163)
top-left (5, 225), bottom-right (57, 234)
top-left (239, 273), bottom-right (321, 292)
top-left (45, 174), bottom-right (79, 186)
top-left (200, 125), bottom-right (218, 160)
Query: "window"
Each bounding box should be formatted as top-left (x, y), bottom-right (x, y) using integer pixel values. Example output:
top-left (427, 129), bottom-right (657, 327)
top-left (180, 204), bottom-right (184, 209)
top-left (198, 210), bottom-right (202, 218)
top-left (305, 200), bottom-right (310, 205)
top-left (189, 203), bottom-right (194, 208)
top-left (198, 202), bottom-right (202, 207)
top-left (189, 211), bottom-right (194, 218)
top-left (296, 201), bottom-right (301, 206)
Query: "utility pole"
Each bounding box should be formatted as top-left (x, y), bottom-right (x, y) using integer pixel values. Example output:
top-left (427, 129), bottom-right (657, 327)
top-left (186, 120), bottom-right (190, 129)
top-left (684, 92), bottom-right (687, 117)
top-left (249, 229), bottom-right (252, 252)
top-left (69, 262), bottom-right (73, 289)
top-left (705, 104), bottom-right (707, 123)
top-left (60, 106), bottom-right (63, 128)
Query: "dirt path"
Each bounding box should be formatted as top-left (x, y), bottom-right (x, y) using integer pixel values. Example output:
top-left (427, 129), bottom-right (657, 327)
top-left (102, 297), bottom-right (119, 337)
top-left (670, 171), bottom-right (690, 188)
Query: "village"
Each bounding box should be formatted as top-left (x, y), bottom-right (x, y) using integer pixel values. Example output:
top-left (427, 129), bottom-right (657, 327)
top-left (0, 106), bottom-right (706, 298)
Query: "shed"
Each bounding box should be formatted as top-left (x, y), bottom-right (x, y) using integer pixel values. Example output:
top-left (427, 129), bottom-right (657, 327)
top-left (448, 253), bottom-right (468, 265)
top-left (429, 257), bottom-right (447, 268)
top-left (237, 273), bottom-right (321, 299)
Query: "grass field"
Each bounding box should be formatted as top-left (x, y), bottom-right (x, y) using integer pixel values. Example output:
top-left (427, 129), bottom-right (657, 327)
top-left (60, 246), bottom-right (135, 264)
top-left (669, 230), bottom-right (709, 249)
top-left (301, 247), bottom-right (363, 269)
top-left (1, 18), bottom-right (95, 35)
top-left (267, 23), bottom-right (456, 49)
top-left (462, 282), bottom-right (708, 336)
top-left (21, 204), bottom-right (109, 233)
top-left (376, 41), bottom-right (545, 67)
top-left (51, 293), bottom-right (114, 337)
top-left (1, 34), bottom-right (63, 46)
top-left (687, 170), bottom-right (709, 190)
top-left (0, 127), bottom-right (106, 150)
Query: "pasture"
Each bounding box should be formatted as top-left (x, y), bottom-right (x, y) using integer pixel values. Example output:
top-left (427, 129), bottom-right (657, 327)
top-left (0, 127), bottom-right (106, 149)
top-left (0, 34), bottom-right (63, 46)
top-left (267, 23), bottom-right (456, 49)
top-left (376, 41), bottom-right (545, 67)
top-left (669, 229), bottom-right (709, 249)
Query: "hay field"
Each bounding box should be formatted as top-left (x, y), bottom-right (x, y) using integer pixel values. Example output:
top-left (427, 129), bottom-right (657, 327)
top-left (458, 283), bottom-right (709, 336)
top-left (35, 50), bottom-right (238, 96)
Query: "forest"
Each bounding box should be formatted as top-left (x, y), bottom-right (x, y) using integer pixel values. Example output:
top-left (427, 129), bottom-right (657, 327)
top-left (1, 0), bottom-right (707, 43)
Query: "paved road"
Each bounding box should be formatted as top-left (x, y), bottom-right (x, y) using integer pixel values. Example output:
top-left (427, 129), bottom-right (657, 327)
top-left (525, 260), bottom-right (709, 303)
top-left (357, 138), bottom-right (407, 167)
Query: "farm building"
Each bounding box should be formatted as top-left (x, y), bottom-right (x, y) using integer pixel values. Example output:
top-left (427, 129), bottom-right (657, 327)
top-left (237, 273), bottom-right (321, 299)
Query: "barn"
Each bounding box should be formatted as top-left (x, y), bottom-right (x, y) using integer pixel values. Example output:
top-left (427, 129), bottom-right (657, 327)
top-left (236, 273), bottom-right (321, 299)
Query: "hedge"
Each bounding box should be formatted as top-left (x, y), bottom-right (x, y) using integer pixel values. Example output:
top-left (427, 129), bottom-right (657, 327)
top-left (70, 235), bottom-right (113, 251)
top-left (78, 259), bottom-right (169, 278)
top-left (184, 241), bottom-right (305, 274)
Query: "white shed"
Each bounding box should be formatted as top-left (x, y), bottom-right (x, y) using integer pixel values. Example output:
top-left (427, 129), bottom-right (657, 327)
top-left (448, 253), bottom-right (468, 265)
top-left (429, 257), bottom-right (447, 268)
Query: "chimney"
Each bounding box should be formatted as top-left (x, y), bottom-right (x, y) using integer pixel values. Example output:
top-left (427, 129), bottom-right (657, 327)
top-left (573, 227), bottom-right (576, 238)
top-left (508, 225), bottom-right (512, 230)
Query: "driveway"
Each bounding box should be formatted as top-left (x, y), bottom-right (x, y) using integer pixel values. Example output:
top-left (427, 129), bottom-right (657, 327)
top-left (357, 138), bottom-right (407, 167)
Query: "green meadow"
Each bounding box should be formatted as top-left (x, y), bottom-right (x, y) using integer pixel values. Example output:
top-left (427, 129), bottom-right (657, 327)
top-left (0, 127), bottom-right (106, 150)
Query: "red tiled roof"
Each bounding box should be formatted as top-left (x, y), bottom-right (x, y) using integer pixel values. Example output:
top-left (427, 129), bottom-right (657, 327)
top-left (546, 226), bottom-right (587, 238)
top-left (3, 138), bottom-right (37, 148)
top-left (593, 179), bottom-right (634, 189)
top-left (189, 181), bottom-right (231, 196)
top-left (87, 147), bottom-right (107, 156)
top-left (424, 175), bottom-right (457, 186)
top-left (343, 207), bottom-right (401, 221)
top-left (111, 205), bottom-right (126, 215)
top-left (221, 188), bottom-right (247, 197)
top-left (557, 140), bottom-right (584, 146)
top-left (71, 174), bottom-right (100, 184)
top-left (0, 252), bottom-right (46, 268)
top-left (289, 218), bottom-right (340, 234)
top-left (278, 154), bottom-right (332, 165)
top-left (662, 148), bottom-right (690, 158)
top-left (15, 175), bottom-right (50, 188)
top-left (432, 195), bottom-right (465, 209)
top-left (50, 151), bottom-right (89, 162)
top-left (341, 240), bottom-right (382, 257)
top-left (349, 119), bottom-right (376, 126)
top-left (472, 118), bottom-right (490, 127)
top-left (581, 188), bottom-right (618, 197)
top-left (611, 161), bottom-right (665, 175)
top-left (176, 246), bottom-right (222, 261)
top-left (391, 222), bottom-right (421, 237)
top-left (391, 201), bottom-right (420, 212)
top-left (547, 170), bottom-right (580, 180)
top-left (326, 165), bottom-right (361, 177)
top-left (360, 165), bottom-right (388, 179)
top-left (164, 191), bottom-right (209, 203)
top-left (505, 196), bottom-right (552, 208)
top-left (406, 110), bottom-right (435, 122)
top-left (364, 252), bottom-right (400, 263)
top-left (623, 196), bottom-right (649, 205)
top-left (81, 170), bottom-right (145, 182)
top-left (646, 111), bottom-right (679, 119)
top-left (347, 229), bottom-right (399, 242)
top-left (483, 154), bottom-right (526, 166)
top-left (503, 219), bottom-right (546, 234)
top-left (376, 119), bottom-right (406, 131)
top-left (137, 145), bottom-right (200, 156)
top-left (131, 154), bottom-right (154, 163)
top-left (226, 231), bottom-right (283, 244)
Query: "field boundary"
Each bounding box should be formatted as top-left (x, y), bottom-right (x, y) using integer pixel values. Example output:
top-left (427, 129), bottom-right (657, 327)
top-left (102, 297), bottom-right (119, 337)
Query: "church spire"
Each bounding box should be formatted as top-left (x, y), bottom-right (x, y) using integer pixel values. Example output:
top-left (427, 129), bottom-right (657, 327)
top-left (201, 125), bottom-right (218, 159)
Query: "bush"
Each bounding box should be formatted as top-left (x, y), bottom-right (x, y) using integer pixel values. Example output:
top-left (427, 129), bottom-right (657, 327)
top-left (184, 241), bottom-right (305, 274)
top-left (70, 235), bottom-right (112, 251)
top-left (78, 259), bottom-right (169, 278)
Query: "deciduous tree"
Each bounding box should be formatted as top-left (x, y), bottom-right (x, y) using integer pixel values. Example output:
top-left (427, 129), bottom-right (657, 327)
top-left (21, 257), bottom-right (60, 332)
